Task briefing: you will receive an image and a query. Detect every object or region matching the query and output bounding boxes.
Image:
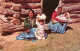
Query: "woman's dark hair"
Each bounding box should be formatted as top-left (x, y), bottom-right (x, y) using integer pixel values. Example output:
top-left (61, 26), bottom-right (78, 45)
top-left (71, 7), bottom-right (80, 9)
top-left (28, 9), bottom-right (36, 18)
top-left (58, 6), bottom-right (62, 9)
top-left (28, 9), bottom-right (34, 15)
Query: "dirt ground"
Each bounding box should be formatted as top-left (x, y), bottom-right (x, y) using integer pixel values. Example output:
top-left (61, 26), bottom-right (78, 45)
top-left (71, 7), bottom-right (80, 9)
top-left (0, 22), bottom-right (80, 51)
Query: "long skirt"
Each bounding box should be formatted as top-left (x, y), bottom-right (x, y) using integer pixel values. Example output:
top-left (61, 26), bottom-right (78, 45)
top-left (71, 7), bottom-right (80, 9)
top-left (16, 28), bottom-right (47, 42)
top-left (48, 21), bottom-right (67, 34)
top-left (16, 28), bottom-right (37, 42)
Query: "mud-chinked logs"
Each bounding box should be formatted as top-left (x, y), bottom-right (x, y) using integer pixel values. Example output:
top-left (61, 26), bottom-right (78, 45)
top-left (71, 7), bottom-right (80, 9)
top-left (13, 0), bottom-right (41, 3)
top-left (63, 0), bottom-right (80, 3)
top-left (63, 3), bottom-right (80, 13)
top-left (0, 0), bottom-right (43, 33)
top-left (62, 0), bottom-right (80, 23)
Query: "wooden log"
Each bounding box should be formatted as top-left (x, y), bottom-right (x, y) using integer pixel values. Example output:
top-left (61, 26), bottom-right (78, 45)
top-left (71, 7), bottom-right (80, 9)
top-left (70, 14), bottom-right (80, 18)
top-left (21, 3), bottom-right (31, 9)
top-left (10, 19), bottom-right (21, 25)
top-left (41, 0), bottom-right (43, 14)
top-left (2, 2), bottom-right (14, 8)
top-left (0, 24), bottom-right (3, 32)
top-left (8, 16), bottom-right (15, 20)
top-left (0, 15), bottom-right (8, 22)
top-left (70, 11), bottom-right (80, 14)
top-left (0, 19), bottom-right (5, 24)
top-left (70, 14), bottom-right (79, 18)
top-left (20, 17), bottom-right (25, 21)
top-left (0, 7), bottom-right (7, 14)
top-left (13, 14), bottom-right (20, 19)
top-left (2, 23), bottom-right (24, 33)
top-left (0, 0), bottom-right (4, 6)
top-left (21, 9), bottom-right (41, 15)
top-left (33, 9), bottom-right (41, 14)
top-left (63, 4), bottom-right (80, 12)
top-left (21, 3), bottom-right (41, 9)
top-left (13, 0), bottom-right (24, 3)
top-left (13, 0), bottom-right (41, 3)
top-left (5, 0), bottom-right (9, 2)
top-left (2, 27), bottom-right (24, 33)
top-left (63, 3), bottom-right (80, 6)
top-left (5, 9), bottom-right (20, 16)
top-left (13, 4), bottom-right (21, 12)
top-left (70, 18), bottom-right (80, 23)
top-left (6, 9), bottom-right (14, 16)
top-left (25, 0), bottom-right (41, 3)
top-left (63, 0), bottom-right (80, 3)
top-left (20, 9), bottom-right (28, 15)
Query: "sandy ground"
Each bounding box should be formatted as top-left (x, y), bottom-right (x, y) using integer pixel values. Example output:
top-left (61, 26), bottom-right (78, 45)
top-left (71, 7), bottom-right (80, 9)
top-left (0, 32), bottom-right (25, 51)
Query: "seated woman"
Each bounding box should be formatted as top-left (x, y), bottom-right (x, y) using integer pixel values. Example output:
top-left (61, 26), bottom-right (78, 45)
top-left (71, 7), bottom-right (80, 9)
top-left (48, 6), bottom-right (71, 34)
top-left (35, 14), bottom-right (47, 40)
top-left (16, 9), bottom-right (37, 42)
top-left (53, 12), bottom-right (72, 23)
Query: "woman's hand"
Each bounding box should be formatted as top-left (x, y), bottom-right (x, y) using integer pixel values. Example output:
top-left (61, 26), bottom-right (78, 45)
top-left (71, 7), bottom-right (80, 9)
top-left (59, 19), bottom-right (64, 22)
top-left (27, 29), bottom-right (30, 33)
top-left (52, 21), bottom-right (55, 24)
top-left (37, 17), bottom-right (41, 20)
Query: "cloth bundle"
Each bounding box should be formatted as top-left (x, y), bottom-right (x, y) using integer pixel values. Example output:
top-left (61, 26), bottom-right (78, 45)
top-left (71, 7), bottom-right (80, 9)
top-left (35, 14), bottom-right (47, 40)
top-left (56, 13), bottom-right (72, 22)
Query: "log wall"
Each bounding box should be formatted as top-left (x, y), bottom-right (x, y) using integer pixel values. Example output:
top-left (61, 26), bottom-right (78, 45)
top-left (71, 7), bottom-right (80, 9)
top-left (62, 0), bottom-right (80, 22)
top-left (0, 0), bottom-right (42, 16)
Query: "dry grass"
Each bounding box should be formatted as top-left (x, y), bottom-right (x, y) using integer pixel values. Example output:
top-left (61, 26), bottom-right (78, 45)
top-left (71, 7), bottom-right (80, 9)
top-left (23, 23), bottom-right (80, 51)
top-left (0, 23), bottom-right (80, 51)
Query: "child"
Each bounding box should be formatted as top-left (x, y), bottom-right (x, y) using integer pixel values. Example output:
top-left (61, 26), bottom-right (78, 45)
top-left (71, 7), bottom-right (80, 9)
top-left (35, 14), bottom-right (47, 40)
top-left (52, 12), bottom-right (72, 23)
top-left (57, 12), bottom-right (72, 22)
